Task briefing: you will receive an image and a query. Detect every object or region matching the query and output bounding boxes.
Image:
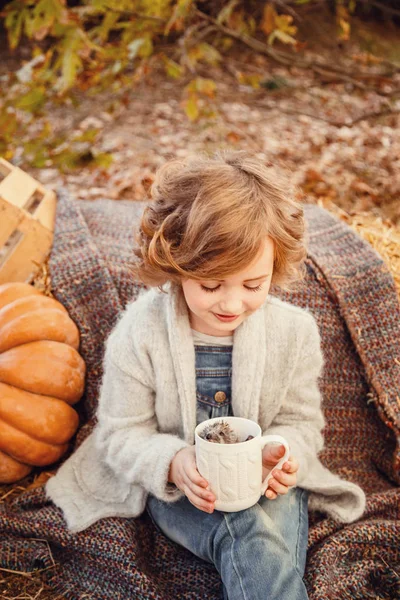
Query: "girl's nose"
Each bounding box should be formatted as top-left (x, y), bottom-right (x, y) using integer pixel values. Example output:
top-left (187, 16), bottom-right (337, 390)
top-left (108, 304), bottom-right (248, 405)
top-left (219, 297), bottom-right (243, 315)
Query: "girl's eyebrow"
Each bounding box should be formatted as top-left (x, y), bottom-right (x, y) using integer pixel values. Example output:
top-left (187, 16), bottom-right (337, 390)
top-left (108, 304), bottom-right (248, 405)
top-left (243, 274), bottom-right (270, 282)
top-left (212, 274), bottom-right (270, 283)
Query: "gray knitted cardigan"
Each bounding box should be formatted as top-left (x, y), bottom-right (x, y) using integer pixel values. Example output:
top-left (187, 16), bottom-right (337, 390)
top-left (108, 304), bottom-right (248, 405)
top-left (46, 281), bottom-right (366, 533)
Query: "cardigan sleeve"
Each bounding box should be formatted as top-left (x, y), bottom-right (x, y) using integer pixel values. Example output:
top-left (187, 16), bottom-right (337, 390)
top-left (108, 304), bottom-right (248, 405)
top-left (93, 323), bottom-right (189, 503)
top-left (262, 315), bottom-right (326, 485)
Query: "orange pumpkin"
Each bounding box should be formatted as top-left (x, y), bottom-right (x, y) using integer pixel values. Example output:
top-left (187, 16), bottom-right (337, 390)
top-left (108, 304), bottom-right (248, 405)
top-left (0, 282), bottom-right (85, 483)
top-left (0, 294), bottom-right (79, 353)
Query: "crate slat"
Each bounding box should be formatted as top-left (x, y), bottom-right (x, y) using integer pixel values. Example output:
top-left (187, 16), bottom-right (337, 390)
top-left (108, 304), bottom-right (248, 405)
top-left (0, 160), bottom-right (11, 178)
top-left (0, 215), bottom-right (53, 282)
top-left (33, 189), bottom-right (57, 231)
top-left (0, 167), bottom-right (38, 208)
top-left (0, 198), bottom-right (24, 247)
top-left (0, 159), bottom-right (57, 284)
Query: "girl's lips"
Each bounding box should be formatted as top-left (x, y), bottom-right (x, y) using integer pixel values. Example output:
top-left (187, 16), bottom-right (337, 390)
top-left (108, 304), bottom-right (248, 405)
top-left (213, 313), bottom-right (239, 321)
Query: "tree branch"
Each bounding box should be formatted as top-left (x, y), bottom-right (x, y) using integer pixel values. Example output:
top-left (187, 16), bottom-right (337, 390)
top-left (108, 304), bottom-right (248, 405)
top-left (251, 101), bottom-right (400, 127)
top-left (284, 0), bottom-right (400, 19)
top-left (195, 8), bottom-right (400, 94)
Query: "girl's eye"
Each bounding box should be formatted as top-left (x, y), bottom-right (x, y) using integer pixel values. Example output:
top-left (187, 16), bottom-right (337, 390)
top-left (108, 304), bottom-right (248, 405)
top-left (200, 284), bottom-right (263, 293)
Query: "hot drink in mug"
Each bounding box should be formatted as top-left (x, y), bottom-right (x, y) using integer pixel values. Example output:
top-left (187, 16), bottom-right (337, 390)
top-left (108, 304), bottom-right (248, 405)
top-left (195, 416), bottom-right (290, 512)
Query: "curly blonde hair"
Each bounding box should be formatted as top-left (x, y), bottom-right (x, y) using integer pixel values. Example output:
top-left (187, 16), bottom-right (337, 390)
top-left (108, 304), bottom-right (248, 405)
top-left (131, 150), bottom-right (307, 292)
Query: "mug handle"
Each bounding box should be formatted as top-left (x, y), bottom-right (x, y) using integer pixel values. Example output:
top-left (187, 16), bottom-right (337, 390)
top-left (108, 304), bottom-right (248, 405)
top-left (259, 435), bottom-right (290, 496)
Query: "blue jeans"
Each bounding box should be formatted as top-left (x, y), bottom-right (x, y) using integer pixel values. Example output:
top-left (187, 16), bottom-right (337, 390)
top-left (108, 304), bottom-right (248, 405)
top-left (146, 345), bottom-right (310, 599)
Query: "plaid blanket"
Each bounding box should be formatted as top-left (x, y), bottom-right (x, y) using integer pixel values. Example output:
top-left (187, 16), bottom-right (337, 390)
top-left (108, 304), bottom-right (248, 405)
top-left (1, 188), bottom-right (399, 600)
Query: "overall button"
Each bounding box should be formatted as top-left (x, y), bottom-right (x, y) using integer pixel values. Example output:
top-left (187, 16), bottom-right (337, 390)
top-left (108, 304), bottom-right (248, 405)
top-left (214, 391), bottom-right (227, 403)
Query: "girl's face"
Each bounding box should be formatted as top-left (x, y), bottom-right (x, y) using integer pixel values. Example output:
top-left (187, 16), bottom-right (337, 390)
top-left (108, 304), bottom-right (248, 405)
top-left (181, 237), bottom-right (275, 337)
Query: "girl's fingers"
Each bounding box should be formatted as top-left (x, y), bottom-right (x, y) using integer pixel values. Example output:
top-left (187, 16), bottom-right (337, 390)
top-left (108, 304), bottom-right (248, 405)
top-left (271, 469), bottom-right (296, 487)
top-left (184, 486), bottom-right (214, 513)
top-left (282, 458), bottom-right (299, 473)
top-left (186, 478), bottom-right (215, 503)
top-left (268, 478), bottom-right (288, 495)
top-left (265, 488), bottom-right (277, 500)
top-left (186, 489), bottom-right (215, 513)
top-left (187, 462), bottom-right (209, 488)
top-left (183, 471), bottom-right (215, 505)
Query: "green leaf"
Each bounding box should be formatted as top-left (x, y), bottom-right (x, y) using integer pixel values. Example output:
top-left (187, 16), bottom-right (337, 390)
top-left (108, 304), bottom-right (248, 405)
top-left (30, 0), bottom-right (68, 40)
top-left (91, 11), bottom-right (120, 43)
top-left (4, 3), bottom-right (28, 50)
top-left (260, 75), bottom-right (290, 90)
top-left (138, 37), bottom-right (153, 58)
top-left (14, 87), bottom-right (47, 112)
top-left (50, 146), bottom-right (113, 171)
top-left (92, 152), bottom-right (113, 169)
top-left (32, 0), bottom-right (67, 26)
top-left (60, 46), bottom-right (83, 91)
top-left (24, 143), bottom-right (49, 168)
top-left (74, 128), bottom-right (100, 143)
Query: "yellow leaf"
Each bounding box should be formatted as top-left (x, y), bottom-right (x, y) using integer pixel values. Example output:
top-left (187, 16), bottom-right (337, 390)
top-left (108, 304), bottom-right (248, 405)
top-left (127, 38), bottom-right (146, 60)
top-left (31, 0), bottom-right (68, 37)
top-left (185, 77), bottom-right (216, 97)
top-left (15, 87), bottom-right (47, 112)
top-left (195, 77), bottom-right (216, 98)
top-left (339, 18), bottom-right (350, 41)
top-left (201, 43), bottom-right (222, 65)
top-left (5, 4), bottom-right (29, 50)
top-left (93, 11), bottom-right (120, 43)
top-left (187, 43), bottom-right (221, 69)
top-left (219, 37), bottom-right (234, 51)
top-left (184, 94), bottom-right (199, 121)
top-left (187, 45), bottom-right (202, 67)
top-left (60, 45), bottom-right (82, 91)
top-left (275, 14), bottom-right (297, 36)
top-left (269, 29), bottom-right (297, 46)
top-left (260, 3), bottom-right (276, 36)
top-left (336, 4), bottom-right (349, 20)
top-left (138, 37), bottom-right (153, 59)
top-left (217, 0), bottom-right (239, 25)
top-left (227, 9), bottom-right (249, 35)
top-left (238, 72), bottom-right (263, 89)
top-left (247, 15), bottom-right (257, 35)
top-left (164, 0), bottom-right (193, 36)
top-left (163, 56), bottom-right (184, 79)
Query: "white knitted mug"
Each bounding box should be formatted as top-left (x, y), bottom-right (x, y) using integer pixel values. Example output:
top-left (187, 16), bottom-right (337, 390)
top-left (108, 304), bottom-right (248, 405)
top-left (195, 416), bottom-right (290, 512)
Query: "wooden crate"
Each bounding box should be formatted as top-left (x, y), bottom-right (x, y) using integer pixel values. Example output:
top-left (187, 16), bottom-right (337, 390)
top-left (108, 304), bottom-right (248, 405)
top-left (0, 158), bottom-right (57, 284)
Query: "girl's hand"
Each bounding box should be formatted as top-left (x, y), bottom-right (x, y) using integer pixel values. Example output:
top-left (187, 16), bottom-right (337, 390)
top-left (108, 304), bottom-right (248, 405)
top-left (262, 444), bottom-right (299, 500)
top-left (168, 446), bottom-right (216, 513)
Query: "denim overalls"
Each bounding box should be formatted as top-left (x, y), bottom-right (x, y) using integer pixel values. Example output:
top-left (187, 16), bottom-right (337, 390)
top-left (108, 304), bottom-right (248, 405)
top-left (146, 342), bottom-right (310, 600)
top-left (195, 344), bottom-right (234, 425)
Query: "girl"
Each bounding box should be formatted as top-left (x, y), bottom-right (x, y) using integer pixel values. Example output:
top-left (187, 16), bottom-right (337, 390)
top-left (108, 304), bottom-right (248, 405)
top-left (46, 150), bottom-right (366, 600)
